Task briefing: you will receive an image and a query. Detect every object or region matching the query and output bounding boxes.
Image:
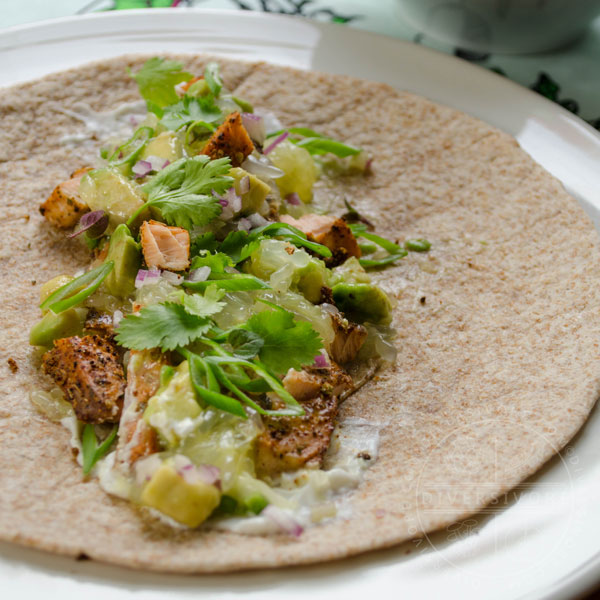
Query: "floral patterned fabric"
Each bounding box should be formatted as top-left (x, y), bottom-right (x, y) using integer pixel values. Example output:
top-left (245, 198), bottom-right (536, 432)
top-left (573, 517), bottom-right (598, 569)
top-left (2, 0), bottom-right (598, 128)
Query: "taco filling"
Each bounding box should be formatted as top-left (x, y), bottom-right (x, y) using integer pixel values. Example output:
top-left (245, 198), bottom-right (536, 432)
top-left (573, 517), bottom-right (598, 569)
top-left (29, 58), bottom-right (430, 534)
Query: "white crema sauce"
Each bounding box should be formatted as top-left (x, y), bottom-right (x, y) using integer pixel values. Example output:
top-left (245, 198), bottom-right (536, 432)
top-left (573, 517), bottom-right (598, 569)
top-left (54, 100), bottom-right (146, 147)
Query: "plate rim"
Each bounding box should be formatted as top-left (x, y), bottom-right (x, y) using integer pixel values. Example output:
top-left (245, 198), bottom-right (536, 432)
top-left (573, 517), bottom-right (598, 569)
top-left (1, 8), bottom-right (600, 599)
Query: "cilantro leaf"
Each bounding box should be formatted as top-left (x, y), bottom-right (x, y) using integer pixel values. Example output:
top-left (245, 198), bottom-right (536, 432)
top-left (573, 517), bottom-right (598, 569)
top-left (116, 302), bottom-right (211, 351)
top-left (243, 309), bottom-right (323, 374)
top-left (128, 156), bottom-right (233, 229)
top-left (190, 232), bottom-right (219, 256)
top-left (204, 62), bottom-right (223, 97)
top-left (182, 285), bottom-right (226, 318)
top-left (131, 57), bottom-right (192, 109)
top-left (191, 251), bottom-right (233, 273)
top-left (161, 96), bottom-right (222, 131)
top-left (227, 329), bottom-right (264, 359)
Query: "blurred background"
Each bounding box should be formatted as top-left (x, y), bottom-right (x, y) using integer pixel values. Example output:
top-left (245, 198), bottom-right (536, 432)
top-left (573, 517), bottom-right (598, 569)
top-left (1, 1), bottom-right (599, 127)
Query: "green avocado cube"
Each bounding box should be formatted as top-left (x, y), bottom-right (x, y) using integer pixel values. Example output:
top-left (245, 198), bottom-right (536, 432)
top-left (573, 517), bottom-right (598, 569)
top-left (332, 283), bottom-right (393, 325)
top-left (140, 464), bottom-right (221, 528)
top-left (29, 308), bottom-right (85, 347)
top-left (230, 167), bottom-right (271, 215)
top-left (103, 224), bottom-right (141, 298)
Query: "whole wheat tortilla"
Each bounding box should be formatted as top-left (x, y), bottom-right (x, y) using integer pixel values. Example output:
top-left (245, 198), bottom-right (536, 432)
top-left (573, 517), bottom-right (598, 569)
top-left (1, 55), bottom-right (599, 573)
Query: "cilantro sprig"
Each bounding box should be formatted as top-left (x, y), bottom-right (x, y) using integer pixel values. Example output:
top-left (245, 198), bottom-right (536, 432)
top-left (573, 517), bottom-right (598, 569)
top-left (115, 302), bottom-right (211, 351)
top-left (131, 57), bottom-right (192, 110)
top-left (126, 155), bottom-right (233, 229)
top-left (160, 96), bottom-right (222, 131)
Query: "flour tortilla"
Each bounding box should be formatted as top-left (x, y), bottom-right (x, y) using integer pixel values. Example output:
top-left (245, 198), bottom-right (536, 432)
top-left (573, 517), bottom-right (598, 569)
top-left (1, 55), bottom-right (599, 573)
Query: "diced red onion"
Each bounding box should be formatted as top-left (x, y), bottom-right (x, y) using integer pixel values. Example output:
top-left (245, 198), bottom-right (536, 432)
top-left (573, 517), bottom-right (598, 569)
top-left (285, 192), bottom-right (301, 206)
top-left (239, 175), bottom-right (250, 195)
top-left (112, 310), bottom-right (124, 328)
top-left (263, 131), bottom-right (289, 155)
top-left (132, 159), bottom-right (153, 178)
top-left (237, 218), bottom-right (252, 232)
top-left (134, 454), bottom-right (162, 485)
top-left (262, 505), bottom-right (304, 537)
top-left (197, 464), bottom-right (221, 488)
top-left (161, 271), bottom-right (183, 285)
top-left (248, 213), bottom-right (269, 229)
top-left (365, 157), bottom-right (374, 173)
top-left (134, 268), bottom-right (162, 289)
top-left (241, 155), bottom-right (284, 180)
top-left (132, 156), bottom-right (169, 179)
top-left (187, 266), bottom-right (211, 282)
top-left (218, 198), bottom-right (228, 207)
top-left (67, 210), bottom-right (109, 239)
top-left (313, 352), bottom-right (330, 368)
top-left (241, 113), bottom-right (266, 146)
top-left (255, 110), bottom-right (283, 135)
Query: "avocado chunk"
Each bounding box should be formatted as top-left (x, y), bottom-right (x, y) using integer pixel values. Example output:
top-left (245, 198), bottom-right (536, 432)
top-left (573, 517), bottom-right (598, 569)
top-left (79, 168), bottom-right (146, 231)
top-left (230, 167), bottom-right (271, 214)
top-left (39, 274), bottom-right (73, 306)
top-left (141, 131), bottom-right (183, 163)
top-left (144, 362), bottom-right (201, 447)
top-left (332, 282), bottom-right (393, 325)
top-left (29, 308), bottom-right (85, 346)
top-left (103, 224), bottom-right (141, 298)
top-left (140, 462), bottom-right (221, 528)
top-left (296, 258), bottom-right (328, 304)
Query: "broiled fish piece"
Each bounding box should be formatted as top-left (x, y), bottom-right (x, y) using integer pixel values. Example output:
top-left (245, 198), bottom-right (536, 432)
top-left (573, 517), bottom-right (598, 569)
top-left (201, 111), bottom-right (254, 167)
top-left (329, 311), bottom-right (367, 365)
top-left (280, 213), bottom-right (361, 266)
top-left (140, 219), bottom-right (190, 271)
top-left (39, 167), bottom-right (91, 228)
top-left (115, 350), bottom-right (164, 469)
top-left (42, 334), bottom-right (125, 424)
top-left (255, 363), bottom-right (353, 478)
top-left (84, 308), bottom-right (115, 338)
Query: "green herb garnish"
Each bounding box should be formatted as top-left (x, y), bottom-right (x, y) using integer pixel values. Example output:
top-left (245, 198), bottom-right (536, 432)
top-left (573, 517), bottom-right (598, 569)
top-left (204, 62), bottom-right (223, 97)
top-left (181, 284), bottom-right (226, 318)
top-left (40, 261), bottom-right (114, 314)
top-left (131, 57), bottom-right (192, 110)
top-left (127, 155), bottom-right (233, 229)
top-left (160, 96), bottom-right (222, 131)
top-left (242, 308), bottom-right (323, 374)
top-left (81, 424), bottom-right (118, 475)
top-left (115, 302), bottom-right (212, 351)
top-left (269, 127), bottom-right (360, 158)
top-left (349, 224), bottom-right (407, 268)
top-left (108, 126), bottom-right (154, 166)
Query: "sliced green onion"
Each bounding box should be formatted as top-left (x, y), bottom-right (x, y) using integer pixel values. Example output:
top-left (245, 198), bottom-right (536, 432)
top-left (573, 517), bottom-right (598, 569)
top-left (249, 223), bottom-right (332, 258)
top-left (405, 238), bottom-right (431, 252)
top-left (182, 273), bottom-right (270, 292)
top-left (108, 126), bottom-right (154, 166)
top-left (349, 224), bottom-right (408, 269)
top-left (205, 355), bottom-right (304, 417)
top-left (82, 424), bottom-right (118, 475)
top-left (295, 137), bottom-right (360, 157)
top-left (40, 262), bottom-right (114, 314)
top-left (185, 119), bottom-right (215, 146)
top-left (187, 353), bottom-right (247, 419)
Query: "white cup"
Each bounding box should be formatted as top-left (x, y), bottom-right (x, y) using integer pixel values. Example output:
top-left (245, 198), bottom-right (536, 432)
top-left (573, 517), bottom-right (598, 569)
top-left (397, 0), bottom-right (600, 54)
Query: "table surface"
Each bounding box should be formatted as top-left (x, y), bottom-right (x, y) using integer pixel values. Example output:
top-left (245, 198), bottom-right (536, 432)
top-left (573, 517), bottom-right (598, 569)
top-left (1, 0), bottom-right (599, 130)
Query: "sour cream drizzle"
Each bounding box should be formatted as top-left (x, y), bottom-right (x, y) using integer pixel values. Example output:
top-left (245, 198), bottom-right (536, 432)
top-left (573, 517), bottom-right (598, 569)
top-left (54, 100), bottom-right (146, 146)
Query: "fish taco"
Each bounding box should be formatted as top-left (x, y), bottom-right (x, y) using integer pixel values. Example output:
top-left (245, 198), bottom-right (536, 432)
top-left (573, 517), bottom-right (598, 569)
top-left (1, 55), bottom-right (600, 573)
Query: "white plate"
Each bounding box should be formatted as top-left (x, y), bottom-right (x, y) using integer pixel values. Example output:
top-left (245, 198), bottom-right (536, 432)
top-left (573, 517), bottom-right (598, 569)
top-left (2, 9), bottom-right (600, 600)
